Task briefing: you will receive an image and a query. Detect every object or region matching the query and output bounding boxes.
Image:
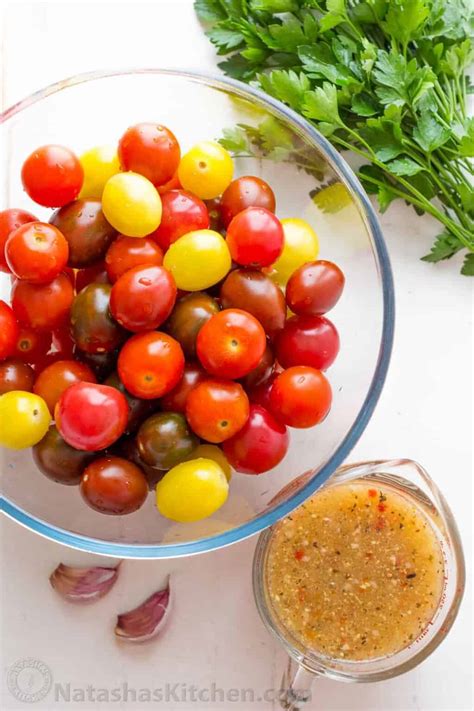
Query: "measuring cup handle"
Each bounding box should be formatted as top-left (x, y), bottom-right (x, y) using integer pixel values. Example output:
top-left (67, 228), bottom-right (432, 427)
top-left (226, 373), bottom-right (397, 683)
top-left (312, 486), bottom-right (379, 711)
top-left (279, 657), bottom-right (317, 710)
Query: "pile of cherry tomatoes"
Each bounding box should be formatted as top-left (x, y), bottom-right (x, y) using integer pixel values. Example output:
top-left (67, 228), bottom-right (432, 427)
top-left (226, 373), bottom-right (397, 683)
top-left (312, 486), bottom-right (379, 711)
top-left (0, 122), bottom-right (344, 523)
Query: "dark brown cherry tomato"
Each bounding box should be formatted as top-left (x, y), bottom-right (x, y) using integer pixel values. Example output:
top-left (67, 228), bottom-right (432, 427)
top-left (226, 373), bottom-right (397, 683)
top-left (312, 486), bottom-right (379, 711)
top-left (21, 145), bottom-right (83, 207)
top-left (50, 199), bottom-right (117, 267)
top-left (80, 456), bottom-right (148, 515)
top-left (137, 412), bottom-right (198, 470)
top-left (166, 291), bottom-right (220, 358)
top-left (118, 331), bottom-right (184, 399)
top-left (115, 436), bottom-right (165, 490)
top-left (275, 315), bottom-right (340, 371)
top-left (33, 425), bottom-right (96, 485)
top-left (105, 235), bottom-right (163, 283)
top-left (0, 208), bottom-right (38, 272)
top-left (75, 348), bottom-right (118, 380)
top-left (75, 262), bottom-right (109, 292)
top-left (110, 265), bottom-right (176, 332)
top-left (220, 176), bottom-right (276, 228)
top-left (205, 198), bottom-right (224, 232)
top-left (269, 366), bottom-right (332, 428)
top-left (0, 301), bottom-right (19, 361)
top-left (118, 123), bottom-right (181, 186)
top-left (56, 382), bottom-right (129, 451)
top-left (0, 358), bottom-right (35, 394)
top-left (240, 342), bottom-right (275, 390)
top-left (11, 273), bottom-right (74, 331)
top-left (104, 371), bottom-right (158, 434)
top-left (161, 361), bottom-right (207, 413)
top-left (33, 359), bottom-right (97, 413)
top-left (151, 190), bottom-right (209, 250)
top-left (220, 269), bottom-right (286, 336)
top-left (186, 379), bottom-right (249, 443)
top-left (70, 283), bottom-right (125, 354)
top-left (285, 260), bottom-right (345, 315)
top-left (5, 222), bottom-right (69, 284)
top-left (226, 207), bottom-right (284, 268)
top-left (223, 404), bottom-right (289, 475)
top-left (12, 326), bottom-right (51, 364)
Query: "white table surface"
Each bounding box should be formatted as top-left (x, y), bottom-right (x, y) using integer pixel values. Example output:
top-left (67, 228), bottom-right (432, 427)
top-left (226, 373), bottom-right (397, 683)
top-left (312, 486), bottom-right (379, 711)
top-left (1, 2), bottom-right (472, 710)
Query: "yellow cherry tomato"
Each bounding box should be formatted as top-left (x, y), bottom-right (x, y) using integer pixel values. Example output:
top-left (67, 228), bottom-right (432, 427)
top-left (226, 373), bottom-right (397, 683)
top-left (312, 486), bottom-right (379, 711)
top-left (163, 229), bottom-right (231, 291)
top-left (178, 141), bottom-right (234, 199)
top-left (156, 458), bottom-right (229, 522)
top-left (0, 391), bottom-right (50, 449)
top-left (184, 444), bottom-right (232, 481)
top-left (79, 145), bottom-right (121, 199)
top-left (270, 218), bottom-right (319, 285)
top-left (102, 172), bottom-right (162, 237)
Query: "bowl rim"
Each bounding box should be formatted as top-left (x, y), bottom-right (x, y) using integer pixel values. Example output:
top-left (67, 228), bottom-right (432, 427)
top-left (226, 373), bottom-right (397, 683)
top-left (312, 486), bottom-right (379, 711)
top-left (0, 68), bottom-right (395, 558)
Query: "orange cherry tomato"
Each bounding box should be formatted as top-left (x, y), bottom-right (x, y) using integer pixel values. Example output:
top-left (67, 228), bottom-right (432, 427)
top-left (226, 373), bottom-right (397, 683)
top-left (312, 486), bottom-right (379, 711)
top-left (186, 378), bottom-right (250, 443)
top-left (118, 331), bottom-right (184, 399)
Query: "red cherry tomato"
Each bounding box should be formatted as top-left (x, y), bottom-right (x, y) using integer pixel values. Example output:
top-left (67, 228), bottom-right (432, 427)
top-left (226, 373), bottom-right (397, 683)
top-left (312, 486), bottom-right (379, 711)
top-left (51, 326), bottom-right (75, 359)
top-left (226, 207), bottom-right (284, 268)
top-left (0, 358), bottom-right (35, 394)
top-left (118, 331), bottom-right (184, 399)
top-left (240, 342), bottom-right (275, 390)
top-left (34, 359), bottom-right (97, 414)
top-left (223, 404), bottom-right (289, 474)
top-left (269, 366), bottom-right (332, 428)
top-left (81, 456), bottom-right (148, 515)
top-left (0, 301), bottom-right (19, 361)
top-left (105, 235), bottom-right (163, 283)
top-left (21, 145), bottom-right (83, 207)
top-left (0, 208), bottom-right (38, 272)
top-left (110, 265), bottom-right (176, 332)
top-left (286, 260), bottom-right (345, 315)
top-left (220, 176), bottom-right (276, 227)
top-left (186, 378), bottom-right (249, 443)
top-left (11, 273), bottom-right (74, 331)
top-left (118, 123), bottom-right (181, 186)
top-left (247, 371), bottom-right (279, 411)
top-left (161, 362), bottom-right (207, 413)
top-left (75, 262), bottom-right (109, 293)
top-left (156, 171), bottom-right (181, 195)
top-left (12, 326), bottom-right (51, 364)
top-left (151, 190), bottom-right (209, 251)
top-left (5, 222), bottom-right (69, 284)
top-left (275, 315), bottom-right (339, 371)
top-left (197, 308), bottom-right (266, 379)
top-left (55, 382), bottom-right (129, 451)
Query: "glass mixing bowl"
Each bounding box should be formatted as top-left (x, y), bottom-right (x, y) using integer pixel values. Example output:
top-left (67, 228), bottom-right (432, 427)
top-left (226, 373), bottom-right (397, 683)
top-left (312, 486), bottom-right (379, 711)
top-left (0, 69), bottom-right (394, 558)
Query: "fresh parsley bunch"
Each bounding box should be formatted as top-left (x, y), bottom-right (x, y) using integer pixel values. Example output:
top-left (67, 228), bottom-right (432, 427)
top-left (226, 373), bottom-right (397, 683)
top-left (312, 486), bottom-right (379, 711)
top-left (195, 0), bottom-right (474, 274)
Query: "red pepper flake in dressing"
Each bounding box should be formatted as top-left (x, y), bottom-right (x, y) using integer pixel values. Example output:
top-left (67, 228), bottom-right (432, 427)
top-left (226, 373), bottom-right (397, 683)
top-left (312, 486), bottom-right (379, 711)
top-left (368, 489), bottom-right (377, 498)
top-left (375, 516), bottom-right (385, 531)
top-left (294, 549), bottom-right (305, 561)
top-left (378, 503), bottom-right (387, 512)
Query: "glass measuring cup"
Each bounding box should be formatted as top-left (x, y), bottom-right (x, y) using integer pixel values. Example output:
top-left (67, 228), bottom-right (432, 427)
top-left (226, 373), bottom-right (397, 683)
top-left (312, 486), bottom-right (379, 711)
top-left (252, 459), bottom-right (465, 710)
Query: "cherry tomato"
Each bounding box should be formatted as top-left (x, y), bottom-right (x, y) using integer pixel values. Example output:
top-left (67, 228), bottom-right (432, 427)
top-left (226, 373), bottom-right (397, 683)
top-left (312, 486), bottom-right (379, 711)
top-left (75, 348), bottom-right (118, 380)
top-left (0, 390), bottom-right (50, 449)
top-left (269, 366), bottom-right (332, 428)
top-left (220, 176), bottom-right (276, 228)
top-left (197, 308), bottom-right (266, 379)
top-left (56, 382), bottom-right (129, 451)
top-left (137, 412), bottom-right (198, 470)
top-left (223, 404), bottom-right (289, 475)
top-left (71, 283), bottom-right (125, 353)
top-left (163, 229), bottom-right (231, 291)
top-left (205, 198), bottom-right (224, 232)
top-left (11, 273), bottom-right (74, 331)
top-left (75, 262), bottom-right (109, 292)
top-left (178, 141), bottom-right (233, 199)
top-left (103, 371), bottom-right (157, 434)
top-left (33, 359), bottom-right (97, 414)
top-left (186, 379), bottom-right (249, 443)
top-left (118, 331), bottom-right (184, 399)
top-left (226, 207), bottom-right (284, 268)
top-left (275, 315), bottom-right (340, 370)
top-left (81, 456), bottom-right (148, 515)
top-left (110, 265), bottom-right (176, 332)
top-left (247, 371), bottom-right (279, 411)
top-left (151, 190), bottom-right (209, 250)
top-left (105, 235), bottom-right (163, 283)
top-left (21, 145), bottom-right (83, 207)
top-left (286, 260), bottom-right (345, 315)
top-left (165, 292), bottom-right (220, 358)
top-left (52, 326), bottom-right (75, 359)
top-left (33, 425), bottom-right (96, 485)
top-left (184, 444), bottom-right (232, 481)
top-left (220, 269), bottom-right (286, 336)
top-left (115, 436), bottom-right (165, 490)
top-left (269, 218), bottom-right (319, 285)
top-left (102, 172), bottom-right (162, 237)
top-left (50, 199), bottom-right (117, 268)
top-left (0, 359), bottom-right (35, 394)
top-left (0, 301), bottom-right (19, 361)
top-left (118, 123), bottom-right (180, 186)
top-left (156, 458), bottom-right (228, 522)
top-left (12, 326), bottom-right (51, 364)
top-left (240, 342), bottom-right (275, 390)
top-left (5, 222), bottom-right (69, 283)
top-left (79, 145), bottom-right (121, 199)
top-left (156, 171), bottom-right (181, 194)
top-left (0, 208), bottom-right (38, 272)
top-left (161, 361), bottom-right (207, 413)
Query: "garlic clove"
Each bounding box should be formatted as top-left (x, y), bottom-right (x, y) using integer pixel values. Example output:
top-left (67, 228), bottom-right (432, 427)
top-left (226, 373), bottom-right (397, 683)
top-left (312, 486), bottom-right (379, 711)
top-left (50, 562), bottom-right (120, 604)
top-left (115, 578), bottom-right (171, 642)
